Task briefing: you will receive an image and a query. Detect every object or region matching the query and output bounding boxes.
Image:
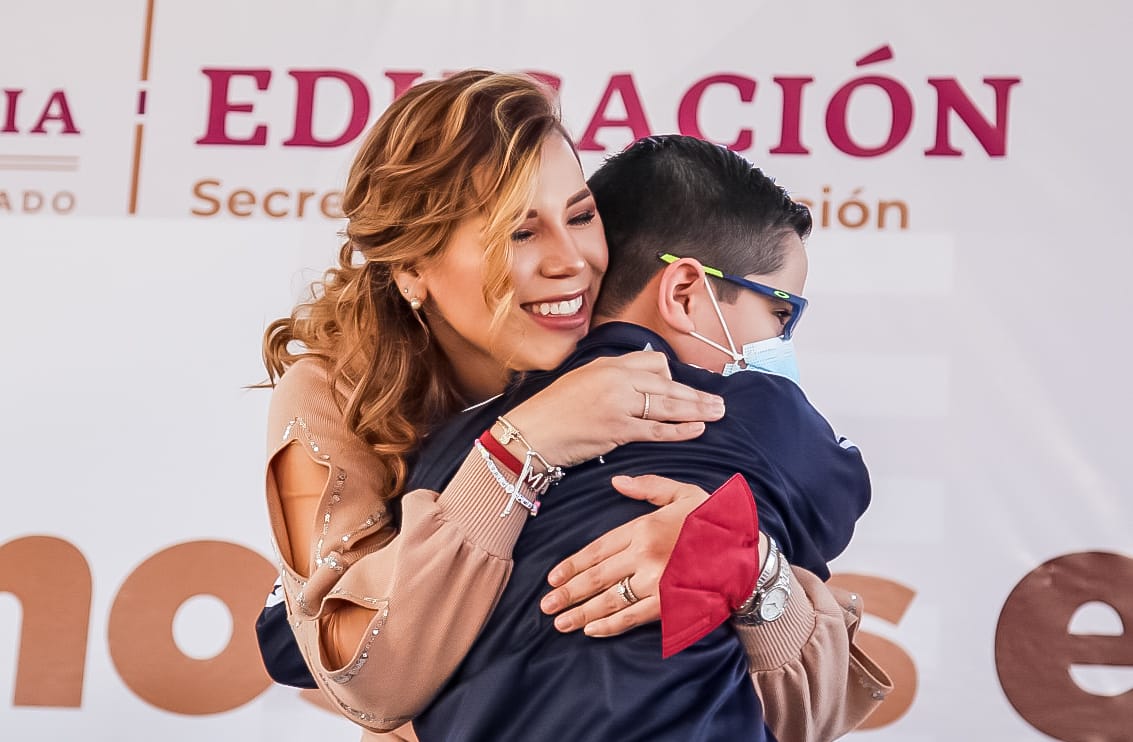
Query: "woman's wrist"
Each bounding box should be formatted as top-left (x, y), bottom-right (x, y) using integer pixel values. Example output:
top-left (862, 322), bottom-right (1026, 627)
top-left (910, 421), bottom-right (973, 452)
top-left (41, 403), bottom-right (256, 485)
top-left (485, 415), bottom-right (565, 494)
top-left (490, 415), bottom-right (562, 472)
top-left (478, 429), bottom-right (523, 474)
top-left (733, 533), bottom-right (793, 626)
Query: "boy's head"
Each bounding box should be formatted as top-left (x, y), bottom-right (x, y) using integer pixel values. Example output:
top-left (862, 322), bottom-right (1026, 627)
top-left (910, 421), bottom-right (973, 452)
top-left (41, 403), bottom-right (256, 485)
top-left (588, 135), bottom-right (813, 374)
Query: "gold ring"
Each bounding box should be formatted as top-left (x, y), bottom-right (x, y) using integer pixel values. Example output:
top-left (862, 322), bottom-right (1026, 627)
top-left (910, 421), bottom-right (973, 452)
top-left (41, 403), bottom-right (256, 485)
top-left (641, 392), bottom-right (651, 421)
top-left (616, 576), bottom-right (640, 605)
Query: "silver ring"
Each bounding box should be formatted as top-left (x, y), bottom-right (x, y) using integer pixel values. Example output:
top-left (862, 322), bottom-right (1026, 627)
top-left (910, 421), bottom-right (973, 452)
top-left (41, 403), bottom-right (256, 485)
top-left (640, 392), bottom-right (651, 421)
top-left (615, 576), bottom-right (640, 605)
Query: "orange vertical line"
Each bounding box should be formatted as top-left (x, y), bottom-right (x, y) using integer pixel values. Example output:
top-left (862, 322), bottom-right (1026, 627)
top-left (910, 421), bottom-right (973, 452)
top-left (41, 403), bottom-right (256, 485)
top-left (131, 0), bottom-right (155, 215)
top-left (128, 123), bottom-right (144, 214)
top-left (140, 0), bottom-right (156, 81)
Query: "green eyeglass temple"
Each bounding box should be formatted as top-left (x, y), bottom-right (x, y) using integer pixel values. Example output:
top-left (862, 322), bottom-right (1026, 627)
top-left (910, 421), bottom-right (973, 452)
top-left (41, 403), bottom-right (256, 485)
top-left (657, 253), bottom-right (808, 339)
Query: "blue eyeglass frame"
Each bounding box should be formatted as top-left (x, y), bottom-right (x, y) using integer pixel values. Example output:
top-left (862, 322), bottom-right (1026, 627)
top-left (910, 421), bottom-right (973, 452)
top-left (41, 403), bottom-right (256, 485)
top-left (658, 253), bottom-right (809, 340)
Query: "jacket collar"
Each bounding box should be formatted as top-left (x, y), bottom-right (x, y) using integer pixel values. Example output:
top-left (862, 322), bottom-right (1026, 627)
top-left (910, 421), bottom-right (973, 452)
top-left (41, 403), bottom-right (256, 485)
top-left (570, 321), bottom-right (678, 363)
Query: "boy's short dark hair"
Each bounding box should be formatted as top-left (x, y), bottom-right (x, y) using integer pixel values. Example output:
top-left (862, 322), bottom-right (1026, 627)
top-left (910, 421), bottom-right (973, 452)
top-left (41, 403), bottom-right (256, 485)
top-left (589, 135), bottom-right (812, 316)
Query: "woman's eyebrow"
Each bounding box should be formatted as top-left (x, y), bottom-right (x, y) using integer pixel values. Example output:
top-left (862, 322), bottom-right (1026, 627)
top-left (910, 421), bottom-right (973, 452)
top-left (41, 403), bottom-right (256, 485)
top-left (525, 188), bottom-right (593, 219)
top-left (566, 188), bottom-right (593, 207)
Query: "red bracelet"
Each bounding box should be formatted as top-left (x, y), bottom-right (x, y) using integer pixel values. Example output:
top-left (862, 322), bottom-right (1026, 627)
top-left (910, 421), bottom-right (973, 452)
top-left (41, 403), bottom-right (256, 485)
top-left (477, 429), bottom-right (523, 475)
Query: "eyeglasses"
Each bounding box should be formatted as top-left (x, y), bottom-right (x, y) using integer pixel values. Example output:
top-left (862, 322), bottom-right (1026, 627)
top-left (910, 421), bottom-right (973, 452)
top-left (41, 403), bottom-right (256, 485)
top-left (658, 253), bottom-right (808, 340)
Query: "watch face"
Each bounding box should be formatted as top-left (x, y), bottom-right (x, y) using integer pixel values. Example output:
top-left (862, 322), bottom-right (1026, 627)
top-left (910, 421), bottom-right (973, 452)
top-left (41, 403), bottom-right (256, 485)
top-left (759, 587), bottom-right (789, 621)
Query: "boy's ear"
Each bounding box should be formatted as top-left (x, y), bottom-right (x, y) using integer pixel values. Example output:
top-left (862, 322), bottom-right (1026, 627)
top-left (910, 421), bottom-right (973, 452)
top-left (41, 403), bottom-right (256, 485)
top-left (656, 258), bottom-right (708, 333)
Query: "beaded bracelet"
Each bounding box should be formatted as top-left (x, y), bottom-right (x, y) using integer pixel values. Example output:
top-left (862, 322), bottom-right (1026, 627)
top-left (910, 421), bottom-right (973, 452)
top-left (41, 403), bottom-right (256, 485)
top-left (494, 416), bottom-right (564, 497)
top-left (474, 439), bottom-right (541, 517)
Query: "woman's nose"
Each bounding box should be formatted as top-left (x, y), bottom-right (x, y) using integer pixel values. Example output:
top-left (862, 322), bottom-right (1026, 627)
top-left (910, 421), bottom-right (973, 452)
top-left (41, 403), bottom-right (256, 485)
top-left (538, 228), bottom-right (586, 278)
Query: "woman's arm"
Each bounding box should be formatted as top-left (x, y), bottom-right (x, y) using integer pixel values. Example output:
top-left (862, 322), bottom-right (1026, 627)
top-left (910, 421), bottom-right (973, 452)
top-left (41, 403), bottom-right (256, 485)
top-left (739, 568), bottom-right (893, 741)
top-left (264, 355), bottom-right (724, 730)
top-left (540, 475), bottom-right (892, 741)
top-left (266, 363), bottom-right (533, 730)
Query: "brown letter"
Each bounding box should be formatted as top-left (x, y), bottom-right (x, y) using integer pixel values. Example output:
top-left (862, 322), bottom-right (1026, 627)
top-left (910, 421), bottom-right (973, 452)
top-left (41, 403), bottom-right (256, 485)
top-left (828, 573), bottom-right (918, 728)
top-left (190, 179), bottom-right (221, 217)
top-left (227, 188), bottom-right (256, 217)
top-left (108, 540), bottom-right (277, 714)
top-left (996, 551), bottom-right (1133, 741)
top-left (0, 536), bottom-right (92, 707)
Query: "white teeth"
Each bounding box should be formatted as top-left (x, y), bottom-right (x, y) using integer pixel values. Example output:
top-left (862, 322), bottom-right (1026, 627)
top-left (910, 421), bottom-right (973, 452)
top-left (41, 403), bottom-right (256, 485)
top-left (532, 296), bottom-right (583, 316)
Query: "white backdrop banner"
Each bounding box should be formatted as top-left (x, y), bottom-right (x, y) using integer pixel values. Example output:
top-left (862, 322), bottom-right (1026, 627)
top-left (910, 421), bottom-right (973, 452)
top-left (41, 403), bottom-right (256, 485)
top-left (2, 1), bottom-right (1131, 741)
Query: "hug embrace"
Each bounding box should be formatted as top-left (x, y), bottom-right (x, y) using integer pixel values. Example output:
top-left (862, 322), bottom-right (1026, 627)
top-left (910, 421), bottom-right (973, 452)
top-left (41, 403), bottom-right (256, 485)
top-left (255, 70), bottom-right (892, 742)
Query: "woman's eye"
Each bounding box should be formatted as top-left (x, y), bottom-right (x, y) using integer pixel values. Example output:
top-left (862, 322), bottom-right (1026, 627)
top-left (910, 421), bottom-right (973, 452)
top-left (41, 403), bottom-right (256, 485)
top-left (774, 309), bottom-right (793, 326)
top-left (511, 229), bottom-right (535, 243)
top-left (568, 210), bottom-right (595, 226)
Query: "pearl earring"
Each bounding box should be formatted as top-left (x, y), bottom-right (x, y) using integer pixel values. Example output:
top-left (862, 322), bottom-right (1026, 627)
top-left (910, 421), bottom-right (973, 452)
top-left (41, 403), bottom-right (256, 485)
top-left (409, 297), bottom-right (422, 311)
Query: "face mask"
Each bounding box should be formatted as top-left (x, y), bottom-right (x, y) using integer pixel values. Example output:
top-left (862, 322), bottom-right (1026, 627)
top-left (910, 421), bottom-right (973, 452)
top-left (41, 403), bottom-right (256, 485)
top-left (688, 279), bottom-right (801, 385)
top-left (722, 336), bottom-right (800, 382)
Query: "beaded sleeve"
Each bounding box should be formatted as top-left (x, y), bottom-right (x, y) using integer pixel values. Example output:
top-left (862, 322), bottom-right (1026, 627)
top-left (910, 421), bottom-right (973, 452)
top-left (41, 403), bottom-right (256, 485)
top-left (263, 359), bottom-right (530, 732)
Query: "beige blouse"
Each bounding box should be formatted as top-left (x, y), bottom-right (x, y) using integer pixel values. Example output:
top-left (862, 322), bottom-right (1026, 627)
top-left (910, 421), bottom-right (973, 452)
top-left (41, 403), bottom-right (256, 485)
top-left (265, 358), bottom-right (891, 740)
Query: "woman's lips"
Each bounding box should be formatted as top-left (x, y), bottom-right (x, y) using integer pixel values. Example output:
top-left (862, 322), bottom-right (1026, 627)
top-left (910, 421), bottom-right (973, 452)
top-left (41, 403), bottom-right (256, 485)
top-left (521, 293), bottom-right (589, 331)
top-left (529, 295), bottom-right (583, 317)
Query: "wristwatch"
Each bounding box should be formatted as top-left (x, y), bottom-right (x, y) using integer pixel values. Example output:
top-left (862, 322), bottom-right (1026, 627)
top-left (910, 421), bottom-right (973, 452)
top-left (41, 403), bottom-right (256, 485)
top-left (734, 535), bottom-right (792, 626)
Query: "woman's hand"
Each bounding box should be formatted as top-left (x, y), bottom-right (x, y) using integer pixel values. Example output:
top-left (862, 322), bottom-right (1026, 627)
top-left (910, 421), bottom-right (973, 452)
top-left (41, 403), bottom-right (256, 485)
top-left (538, 474), bottom-right (711, 637)
top-left (503, 351), bottom-right (725, 468)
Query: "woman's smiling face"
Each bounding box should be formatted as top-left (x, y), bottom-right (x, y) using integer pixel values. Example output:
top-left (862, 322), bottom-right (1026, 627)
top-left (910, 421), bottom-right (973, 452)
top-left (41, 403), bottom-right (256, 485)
top-left (413, 134), bottom-right (608, 397)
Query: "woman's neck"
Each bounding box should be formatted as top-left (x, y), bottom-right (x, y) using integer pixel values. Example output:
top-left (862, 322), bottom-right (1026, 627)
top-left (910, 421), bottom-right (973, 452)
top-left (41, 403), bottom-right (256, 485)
top-left (429, 317), bottom-right (510, 404)
top-left (455, 363), bottom-right (510, 405)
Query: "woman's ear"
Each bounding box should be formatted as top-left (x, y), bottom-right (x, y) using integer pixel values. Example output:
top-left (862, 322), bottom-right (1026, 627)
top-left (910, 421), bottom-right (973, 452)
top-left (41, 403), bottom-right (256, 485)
top-left (392, 266), bottom-right (429, 308)
top-left (655, 258), bottom-right (707, 333)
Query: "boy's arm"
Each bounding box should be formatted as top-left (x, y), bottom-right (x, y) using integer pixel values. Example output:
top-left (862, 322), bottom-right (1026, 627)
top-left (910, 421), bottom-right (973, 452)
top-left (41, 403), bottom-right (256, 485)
top-left (255, 580), bottom-right (316, 688)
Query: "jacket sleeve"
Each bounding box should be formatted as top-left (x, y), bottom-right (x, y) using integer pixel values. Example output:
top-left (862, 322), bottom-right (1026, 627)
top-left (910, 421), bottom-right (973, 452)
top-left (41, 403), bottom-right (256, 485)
top-left (659, 468), bottom-right (892, 741)
top-left (255, 578), bottom-right (317, 688)
top-left (735, 567), bottom-right (893, 742)
top-left (263, 359), bottom-right (531, 732)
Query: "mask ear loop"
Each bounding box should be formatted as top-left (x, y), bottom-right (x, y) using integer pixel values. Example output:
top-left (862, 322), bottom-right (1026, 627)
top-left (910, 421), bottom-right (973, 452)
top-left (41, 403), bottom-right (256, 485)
top-left (689, 277), bottom-right (743, 362)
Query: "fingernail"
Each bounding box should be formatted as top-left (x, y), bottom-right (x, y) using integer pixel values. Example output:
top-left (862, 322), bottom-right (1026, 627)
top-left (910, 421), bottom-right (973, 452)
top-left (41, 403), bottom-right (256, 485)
top-left (541, 594), bottom-right (561, 613)
top-left (554, 615), bottom-right (572, 632)
top-left (548, 569), bottom-right (563, 586)
top-left (583, 624), bottom-right (597, 637)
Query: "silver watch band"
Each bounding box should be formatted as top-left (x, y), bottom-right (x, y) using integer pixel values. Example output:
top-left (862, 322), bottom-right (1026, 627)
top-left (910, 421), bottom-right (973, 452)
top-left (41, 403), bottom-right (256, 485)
top-left (736, 534), bottom-right (779, 616)
top-left (734, 535), bottom-right (792, 625)
top-left (754, 534), bottom-right (780, 590)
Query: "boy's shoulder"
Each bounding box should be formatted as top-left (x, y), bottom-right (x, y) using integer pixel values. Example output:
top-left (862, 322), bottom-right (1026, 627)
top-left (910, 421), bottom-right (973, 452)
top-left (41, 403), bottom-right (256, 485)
top-left (671, 360), bottom-right (812, 413)
top-left (670, 360), bottom-right (841, 445)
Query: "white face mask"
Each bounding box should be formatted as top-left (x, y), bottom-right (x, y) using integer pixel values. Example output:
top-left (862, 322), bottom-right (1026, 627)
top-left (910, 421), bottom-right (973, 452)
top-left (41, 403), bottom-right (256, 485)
top-left (687, 279), bottom-right (801, 384)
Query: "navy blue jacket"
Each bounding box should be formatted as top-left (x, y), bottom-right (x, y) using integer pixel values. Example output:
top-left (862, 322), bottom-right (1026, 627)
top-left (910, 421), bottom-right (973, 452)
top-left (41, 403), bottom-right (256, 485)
top-left (257, 322), bottom-right (871, 741)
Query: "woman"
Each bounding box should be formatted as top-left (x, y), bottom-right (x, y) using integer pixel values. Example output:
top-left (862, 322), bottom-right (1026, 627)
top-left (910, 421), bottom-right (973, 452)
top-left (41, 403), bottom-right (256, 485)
top-left (262, 70), bottom-right (885, 739)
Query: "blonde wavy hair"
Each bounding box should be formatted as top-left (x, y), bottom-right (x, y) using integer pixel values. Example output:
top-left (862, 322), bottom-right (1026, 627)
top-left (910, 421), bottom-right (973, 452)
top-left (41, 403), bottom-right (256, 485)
top-left (262, 70), bottom-right (568, 501)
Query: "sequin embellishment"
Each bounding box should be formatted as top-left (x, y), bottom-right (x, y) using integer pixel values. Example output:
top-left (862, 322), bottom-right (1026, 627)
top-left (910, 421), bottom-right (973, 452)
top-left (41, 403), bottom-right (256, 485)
top-left (326, 597), bottom-right (389, 684)
top-left (282, 416), bottom-right (331, 461)
top-left (314, 467), bottom-right (348, 572)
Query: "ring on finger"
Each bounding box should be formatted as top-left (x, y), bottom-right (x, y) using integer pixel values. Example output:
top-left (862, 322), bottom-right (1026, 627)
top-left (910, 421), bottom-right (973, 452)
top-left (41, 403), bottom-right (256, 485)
top-left (615, 575), bottom-right (640, 605)
top-left (640, 392), bottom-right (651, 421)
